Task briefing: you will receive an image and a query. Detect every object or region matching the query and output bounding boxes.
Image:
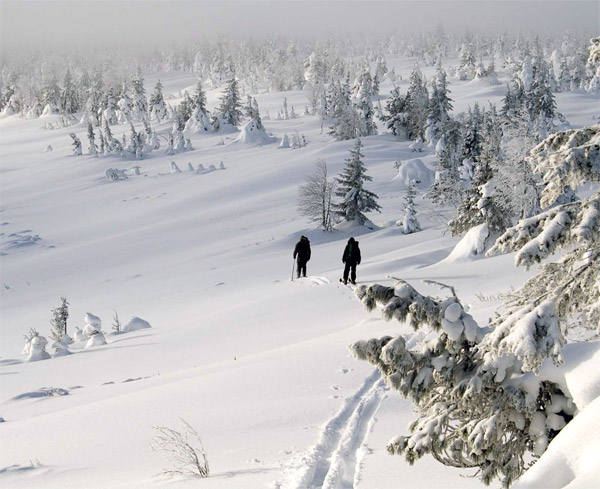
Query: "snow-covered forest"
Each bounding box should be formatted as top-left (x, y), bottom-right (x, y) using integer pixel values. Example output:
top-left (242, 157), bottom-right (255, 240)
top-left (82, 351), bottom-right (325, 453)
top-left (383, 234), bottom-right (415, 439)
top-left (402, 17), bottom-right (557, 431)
top-left (1, 1), bottom-right (599, 488)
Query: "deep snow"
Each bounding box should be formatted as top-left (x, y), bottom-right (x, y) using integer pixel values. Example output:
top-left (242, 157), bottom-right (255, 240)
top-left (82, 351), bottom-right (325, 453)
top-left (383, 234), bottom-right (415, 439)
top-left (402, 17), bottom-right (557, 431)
top-left (1, 57), bottom-right (599, 489)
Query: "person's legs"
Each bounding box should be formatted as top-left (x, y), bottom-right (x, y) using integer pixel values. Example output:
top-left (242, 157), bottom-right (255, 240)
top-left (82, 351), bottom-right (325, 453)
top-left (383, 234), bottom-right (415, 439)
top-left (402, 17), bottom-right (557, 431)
top-left (297, 260), bottom-right (306, 278)
top-left (343, 262), bottom-right (351, 284)
top-left (350, 263), bottom-right (357, 284)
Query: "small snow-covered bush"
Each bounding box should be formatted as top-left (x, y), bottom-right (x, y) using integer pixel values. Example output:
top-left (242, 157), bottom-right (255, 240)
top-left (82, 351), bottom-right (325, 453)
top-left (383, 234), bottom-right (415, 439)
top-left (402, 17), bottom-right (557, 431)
top-left (152, 418), bottom-right (209, 479)
top-left (23, 329), bottom-right (51, 362)
top-left (85, 331), bottom-right (106, 348)
top-left (105, 168), bottom-right (128, 181)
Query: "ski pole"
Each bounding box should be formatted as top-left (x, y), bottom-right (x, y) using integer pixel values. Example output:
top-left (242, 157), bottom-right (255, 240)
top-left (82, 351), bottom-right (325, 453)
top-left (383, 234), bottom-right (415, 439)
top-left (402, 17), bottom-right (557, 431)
top-left (291, 259), bottom-right (295, 281)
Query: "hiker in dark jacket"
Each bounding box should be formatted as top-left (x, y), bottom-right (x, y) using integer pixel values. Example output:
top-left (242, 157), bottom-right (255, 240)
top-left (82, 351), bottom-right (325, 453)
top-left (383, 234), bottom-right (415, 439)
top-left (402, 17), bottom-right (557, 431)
top-left (342, 237), bottom-right (361, 285)
top-left (293, 235), bottom-right (311, 278)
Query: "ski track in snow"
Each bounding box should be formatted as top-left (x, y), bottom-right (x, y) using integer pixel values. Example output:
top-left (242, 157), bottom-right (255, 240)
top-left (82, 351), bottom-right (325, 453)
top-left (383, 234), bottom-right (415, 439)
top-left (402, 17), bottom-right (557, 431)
top-left (283, 369), bottom-right (386, 489)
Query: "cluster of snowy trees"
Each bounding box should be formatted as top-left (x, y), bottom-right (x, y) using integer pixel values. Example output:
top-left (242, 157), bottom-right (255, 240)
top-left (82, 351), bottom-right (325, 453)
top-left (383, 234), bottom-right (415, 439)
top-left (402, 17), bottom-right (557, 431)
top-left (298, 139), bottom-right (380, 230)
top-left (350, 122), bottom-right (599, 487)
top-left (65, 73), bottom-right (266, 159)
top-left (22, 298), bottom-right (152, 361)
top-left (3, 30), bottom-right (596, 122)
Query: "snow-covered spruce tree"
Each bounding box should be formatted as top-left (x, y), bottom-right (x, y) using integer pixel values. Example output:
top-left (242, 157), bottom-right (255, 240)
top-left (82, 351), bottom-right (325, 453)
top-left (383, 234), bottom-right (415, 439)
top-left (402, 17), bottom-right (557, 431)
top-left (495, 109), bottom-right (541, 220)
top-left (334, 138), bottom-right (381, 225)
top-left (404, 68), bottom-right (429, 141)
top-left (61, 68), bottom-right (79, 114)
top-left (70, 133), bottom-right (82, 156)
top-left (383, 86), bottom-right (406, 137)
top-left (585, 37), bottom-right (600, 92)
top-left (448, 107), bottom-right (512, 242)
top-left (397, 180), bottom-right (420, 234)
top-left (49, 296), bottom-right (70, 343)
top-left (103, 117), bottom-right (123, 156)
top-left (426, 120), bottom-right (464, 208)
top-left (489, 124), bottom-right (600, 339)
top-left (117, 82), bottom-right (133, 124)
top-left (149, 80), bottom-right (167, 122)
top-left (217, 76), bottom-right (243, 127)
top-left (297, 159), bottom-right (337, 231)
top-left (357, 85), bottom-right (377, 137)
top-left (426, 68), bottom-right (453, 145)
top-left (131, 72), bottom-right (148, 122)
top-left (526, 57), bottom-right (559, 140)
top-left (184, 81), bottom-right (211, 133)
top-left (102, 87), bottom-right (119, 125)
top-left (462, 103), bottom-right (484, 169)
top-left (87, 122), bottom-right (98, 157)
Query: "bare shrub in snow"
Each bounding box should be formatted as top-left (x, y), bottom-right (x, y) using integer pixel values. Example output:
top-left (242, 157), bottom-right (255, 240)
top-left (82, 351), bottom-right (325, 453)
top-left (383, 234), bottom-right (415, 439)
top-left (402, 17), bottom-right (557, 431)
top-left (112, 310), bottom-right (122, 332)
top-left (297, 159), bottom-right (337, 231)
top-left (151, 419), bottom-right (209, 479)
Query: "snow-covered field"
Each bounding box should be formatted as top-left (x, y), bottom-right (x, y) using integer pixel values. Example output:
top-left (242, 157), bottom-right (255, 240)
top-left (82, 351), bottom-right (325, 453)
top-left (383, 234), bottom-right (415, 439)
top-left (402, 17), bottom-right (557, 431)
top-left (1, 59), bottom-right (599, 489)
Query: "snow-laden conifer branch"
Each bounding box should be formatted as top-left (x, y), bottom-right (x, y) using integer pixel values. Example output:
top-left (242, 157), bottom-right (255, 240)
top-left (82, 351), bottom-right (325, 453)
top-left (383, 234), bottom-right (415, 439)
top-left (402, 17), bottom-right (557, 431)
top-left (527, 124), bottom-right (600, 208)
top-left (489, 193), bottom-right (599, 268)
top-left (350, 279), bottom-right (576, 487)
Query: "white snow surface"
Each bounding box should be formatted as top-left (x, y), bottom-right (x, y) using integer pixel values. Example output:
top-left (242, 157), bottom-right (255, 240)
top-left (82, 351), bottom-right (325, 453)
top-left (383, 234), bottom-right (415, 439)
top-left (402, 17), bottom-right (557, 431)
top-left (1, 63), bottom-right (598, 489)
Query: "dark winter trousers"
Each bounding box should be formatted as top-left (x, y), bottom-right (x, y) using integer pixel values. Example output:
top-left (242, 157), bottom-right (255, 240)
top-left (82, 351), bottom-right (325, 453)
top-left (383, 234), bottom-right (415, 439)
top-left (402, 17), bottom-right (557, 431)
top-left (297, 260), bottom-right (307, 278)
top-left (343, 262), bottom-right (357, 283)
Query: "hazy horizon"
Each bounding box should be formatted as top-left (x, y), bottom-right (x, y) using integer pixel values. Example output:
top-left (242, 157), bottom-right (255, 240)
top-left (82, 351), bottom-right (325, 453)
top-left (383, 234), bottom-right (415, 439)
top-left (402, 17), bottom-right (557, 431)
top-left (1, 0), bottom-right (598, 51)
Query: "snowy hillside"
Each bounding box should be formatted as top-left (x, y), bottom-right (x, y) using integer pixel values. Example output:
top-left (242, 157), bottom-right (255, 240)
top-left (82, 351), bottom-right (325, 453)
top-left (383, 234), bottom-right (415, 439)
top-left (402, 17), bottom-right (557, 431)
top-left (2, 31), bottom-right (600, 489)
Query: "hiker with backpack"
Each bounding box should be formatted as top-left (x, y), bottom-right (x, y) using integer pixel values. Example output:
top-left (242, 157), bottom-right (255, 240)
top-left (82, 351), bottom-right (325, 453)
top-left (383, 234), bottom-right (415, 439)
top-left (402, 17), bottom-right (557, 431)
top-left (341, 237), bottom-right (361, 285)
top-left (293, 235), bottom-right (311, 278)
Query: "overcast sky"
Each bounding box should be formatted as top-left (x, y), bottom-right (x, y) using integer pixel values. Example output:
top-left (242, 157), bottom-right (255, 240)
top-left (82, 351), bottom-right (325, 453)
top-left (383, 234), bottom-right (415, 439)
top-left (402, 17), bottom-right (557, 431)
top-left (1, 1), bottom-right (598, 50)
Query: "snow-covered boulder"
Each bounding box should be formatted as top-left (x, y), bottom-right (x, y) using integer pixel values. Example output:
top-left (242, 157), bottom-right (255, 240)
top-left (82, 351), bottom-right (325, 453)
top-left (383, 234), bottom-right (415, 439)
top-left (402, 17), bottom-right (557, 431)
top-left (85, 331), bottom-right (106, 348)
top-left (208, 164), bottom-right (217, 172)
top-left (197, 164), bottom-right (206, 174)
top-left (235, 119), bottom-right (272, 145)
top-left (392, 158), bottom-right (434, 189)
top-left (122, 316), bottom-right (152, 333)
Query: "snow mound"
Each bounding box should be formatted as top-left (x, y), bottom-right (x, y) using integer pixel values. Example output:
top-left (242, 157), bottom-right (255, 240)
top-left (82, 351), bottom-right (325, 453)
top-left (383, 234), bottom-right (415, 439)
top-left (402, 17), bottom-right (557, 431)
top-left (392, 158), bottom-right (434, 189)
top-left (235, 119), bottom-right (272, 145)
top-left (122, 316), bottom-right (152, 333)
top-left (440, 223), bottom-right (489, 263)
top-left (514, 395), bottom-right (600, 489)
top-left (469, 75), bottom-right (501, 86)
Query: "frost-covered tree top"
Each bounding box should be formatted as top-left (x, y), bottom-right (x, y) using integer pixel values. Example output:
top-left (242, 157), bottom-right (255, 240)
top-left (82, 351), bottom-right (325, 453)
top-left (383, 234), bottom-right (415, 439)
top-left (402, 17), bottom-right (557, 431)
top-left (489, 124), bottom-right (600, 351)
top-left (526, 125), bottom-right (600, 208)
